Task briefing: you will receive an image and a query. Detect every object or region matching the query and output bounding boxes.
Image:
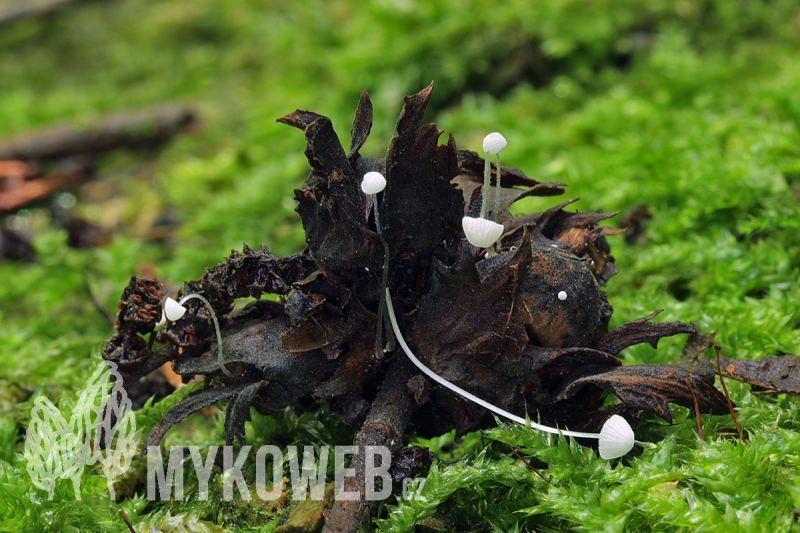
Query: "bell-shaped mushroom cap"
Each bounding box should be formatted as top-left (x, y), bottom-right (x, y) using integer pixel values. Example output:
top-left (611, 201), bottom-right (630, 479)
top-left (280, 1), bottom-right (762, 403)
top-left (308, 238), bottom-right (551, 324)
top-left (462, 216), bottom-right (504, 248)
top-left (598, 414), bottom-right (635, 459)
top-left (164, 296), bottom-right (187, 322)
top-left (361, 171), bottom-right (387, 194)
top-left (482, 132), bottom-right (507, 155)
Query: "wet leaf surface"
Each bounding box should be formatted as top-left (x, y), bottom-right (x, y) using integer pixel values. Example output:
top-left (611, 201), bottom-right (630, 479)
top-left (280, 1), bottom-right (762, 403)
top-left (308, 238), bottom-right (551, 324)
top-left (718, 354), bottom-right (800, 395)
top-left (557, 364), bottom-right (730, 422)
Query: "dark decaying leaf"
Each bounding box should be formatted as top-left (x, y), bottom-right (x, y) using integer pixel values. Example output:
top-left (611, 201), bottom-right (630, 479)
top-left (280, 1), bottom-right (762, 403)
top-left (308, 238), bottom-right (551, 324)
top-left (348, 88), bottom-right (373, 158)
top-left (719, 354), bottom-right (800, 395)
top-left (313, 334), bottom-right (383, 400)
top-left (224, 381), bottom-right (265, 446)
top-left (279, 109), bottom-right (376, 281)
top-left (143, 384), bottom-right (246, 452)
top-left (597, 311), bottom-right (699, 356)
top-left (382, 81), bottom-right (462, 263)
top-left (196, 244), bottom-right (316, 305)
top-left (409, 235), bottom-right (532, 384)
top-left (557, 364), bottom-right (730, 422)
top-left (456, 149), bottom-right (563, 190)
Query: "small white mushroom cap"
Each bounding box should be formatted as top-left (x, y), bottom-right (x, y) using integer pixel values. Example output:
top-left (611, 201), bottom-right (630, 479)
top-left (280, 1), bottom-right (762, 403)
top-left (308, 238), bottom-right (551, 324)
top-left (482, 132), bottom-right (507, 155)
top-left (598, 414), bottom-right (635, 460)
top-left (462, 216), bottom-right (504, 248)
top-left (558, 290), bottom-right (567, 301)
top-left (164, 297), bottom-right (187, 322)
top-left (361, 171), bottom-right (387, 195)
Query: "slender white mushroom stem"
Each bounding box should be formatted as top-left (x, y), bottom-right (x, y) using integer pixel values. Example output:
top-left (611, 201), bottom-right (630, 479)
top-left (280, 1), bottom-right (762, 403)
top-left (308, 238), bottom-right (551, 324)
top-left (482, 132), bottom-right (507, 222)
top-left (362, 171), bottom-right (390, 359)
top-left (177, 293), bottom-right (232, 377)
top-left (493, 151), bottom-right (501, 222)
top-left (481, 154), bottom-right (492, 220)
top-left (384, 288), bottom-right (636, 459)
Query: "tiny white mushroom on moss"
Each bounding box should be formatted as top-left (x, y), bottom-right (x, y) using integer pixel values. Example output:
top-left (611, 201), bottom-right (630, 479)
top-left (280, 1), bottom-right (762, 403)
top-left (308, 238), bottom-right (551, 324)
top-left (558, 291), bottom-right (567, 301)
top-left (462, 216), bottom-right (504, 249)
top-left (361, 171), bottom-right (386, 195)
top-left (598, 414), bottom-right (635, 460)
top-left (384, 288), bottom-right (639, 460)
top-left (164, 297), bottom-right (187, 322)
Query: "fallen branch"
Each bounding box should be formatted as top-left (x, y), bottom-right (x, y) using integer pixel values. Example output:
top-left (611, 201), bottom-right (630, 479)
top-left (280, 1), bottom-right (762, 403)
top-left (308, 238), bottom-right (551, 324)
top-left (0, 105), bottom-right (200, 162)
top-left (0, 0), bottom-right (104, 27)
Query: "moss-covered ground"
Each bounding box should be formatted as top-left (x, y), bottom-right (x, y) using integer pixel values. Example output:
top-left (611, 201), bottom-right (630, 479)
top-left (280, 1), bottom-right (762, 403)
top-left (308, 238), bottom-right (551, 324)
top-left (1, 1), bottom-right (800, 531)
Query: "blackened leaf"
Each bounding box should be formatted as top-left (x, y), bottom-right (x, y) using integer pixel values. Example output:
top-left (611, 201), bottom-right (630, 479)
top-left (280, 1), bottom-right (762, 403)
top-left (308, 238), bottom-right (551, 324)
top-left (313, 335), bottom-right (383, 400)
top-left (458, 180), bottom-right (567, 219)
top-left (280, 109), bottom-right (378, 280)
top-left (277, 109), bottom-right (325, 131)
top-left (348, 89), bottom-right (373, 158)
top-left (557, 364), bottom-right (730, 422)
top-left (719, 354), bottom-right (800, 395)
top-left (409, 234), bottom-right (532, 386)
top-left (225, 382), bottom-right (265, 446)
top-left (597, 311), bottom-right (699, 356)
top-left (194, 245), bottom-right (315, 306)
top-left (383, 82), bottom-right (462, 260)
top-left (143, 384), bottom-right (246, 452)
top-left (456, 149), bottom-right (560, 189)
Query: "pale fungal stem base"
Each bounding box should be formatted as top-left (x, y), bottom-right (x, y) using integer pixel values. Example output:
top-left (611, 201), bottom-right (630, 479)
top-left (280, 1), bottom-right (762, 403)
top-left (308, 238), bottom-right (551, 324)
top-left (178, 293), bottom-right (231, 377)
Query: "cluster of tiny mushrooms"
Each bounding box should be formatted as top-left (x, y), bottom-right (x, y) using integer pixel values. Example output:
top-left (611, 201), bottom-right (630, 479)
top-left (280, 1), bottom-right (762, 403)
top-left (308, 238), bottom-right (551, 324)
top-left (162, 132), bottom-right (636, 461)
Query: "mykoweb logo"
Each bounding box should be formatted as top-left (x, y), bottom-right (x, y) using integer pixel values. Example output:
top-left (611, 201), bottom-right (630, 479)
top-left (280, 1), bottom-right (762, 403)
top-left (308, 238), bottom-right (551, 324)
top-left (146, 445), bottom-right (427, 502)
top-left (23, 361), bottom-right (426, 502)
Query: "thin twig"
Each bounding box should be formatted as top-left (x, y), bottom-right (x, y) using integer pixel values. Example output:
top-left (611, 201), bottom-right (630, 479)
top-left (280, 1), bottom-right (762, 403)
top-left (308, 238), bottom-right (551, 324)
top-left (505, 443), bottom-right (549, 483)
top-left (714, 345), bottom-right (745, 442)
top-left (686, 379), bottom-right (704, 440)
top-left (118, 509), bottom-right (136, 533)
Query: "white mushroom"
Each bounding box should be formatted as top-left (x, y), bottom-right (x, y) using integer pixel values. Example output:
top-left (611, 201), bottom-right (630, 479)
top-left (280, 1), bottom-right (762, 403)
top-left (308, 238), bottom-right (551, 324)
top-left (482, 132), bottom-right (508, 155)
top-left (598, 415), bottom-right (635, 460)
top-left (164, 296), bottom-right (187, 322)
top-left (462, 216), bottom-right (504, 249)
top-left (558, 291), bottom-right (567, 301)
top-left (361, 171), bottom-right (386, 195)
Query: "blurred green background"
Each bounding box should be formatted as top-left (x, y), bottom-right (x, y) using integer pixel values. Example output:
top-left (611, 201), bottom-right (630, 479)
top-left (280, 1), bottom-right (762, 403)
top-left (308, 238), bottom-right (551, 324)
top-left (1, 0), bottom-right (800, 531)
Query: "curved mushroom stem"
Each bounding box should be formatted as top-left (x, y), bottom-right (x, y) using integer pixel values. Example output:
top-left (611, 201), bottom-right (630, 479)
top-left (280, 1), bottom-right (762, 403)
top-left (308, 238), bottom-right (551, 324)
top-left (384, 289), bottom-right (636, 459)
top-left (178, 293), bottom-right (231, 377)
